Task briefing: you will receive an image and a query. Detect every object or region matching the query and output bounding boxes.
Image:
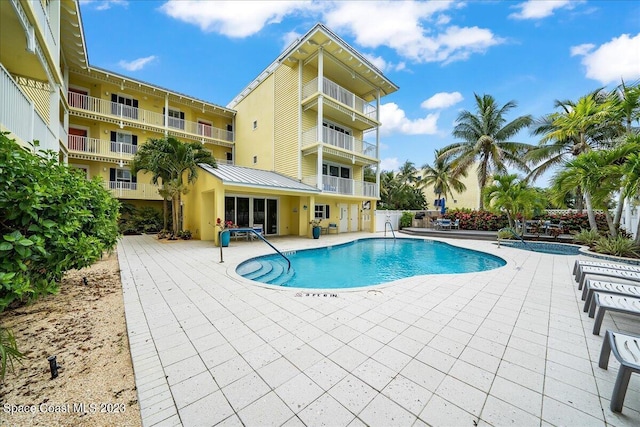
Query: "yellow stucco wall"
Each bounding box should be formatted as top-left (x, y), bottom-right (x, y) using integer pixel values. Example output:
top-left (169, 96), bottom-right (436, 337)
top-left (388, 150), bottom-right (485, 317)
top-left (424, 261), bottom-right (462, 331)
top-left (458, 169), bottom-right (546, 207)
top-left (233, 74), bottom-right (275, 170)
top-left (420, 169), bottom-right (482, 210)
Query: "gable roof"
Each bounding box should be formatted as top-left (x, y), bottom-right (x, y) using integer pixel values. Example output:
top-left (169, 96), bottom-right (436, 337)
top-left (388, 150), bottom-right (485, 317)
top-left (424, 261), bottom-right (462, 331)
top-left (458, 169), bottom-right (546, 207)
top-left (199, 163), bottom-right (320, 194)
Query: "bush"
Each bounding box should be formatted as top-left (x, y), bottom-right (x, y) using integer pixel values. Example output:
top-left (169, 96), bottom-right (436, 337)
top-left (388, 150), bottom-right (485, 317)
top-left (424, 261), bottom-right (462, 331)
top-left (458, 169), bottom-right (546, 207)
top-left (118, 204), bottom-right (163, 235)
top-left (0, 133), bottom-right (120, 311)
top-left (594, 236), bottom-right (640, 258)
top-left (400, 212), bottom-right (413, 229)
top-left (572, 229), bottom-right (602, 247)
top-left (444, 209), bottom-right (509, 231)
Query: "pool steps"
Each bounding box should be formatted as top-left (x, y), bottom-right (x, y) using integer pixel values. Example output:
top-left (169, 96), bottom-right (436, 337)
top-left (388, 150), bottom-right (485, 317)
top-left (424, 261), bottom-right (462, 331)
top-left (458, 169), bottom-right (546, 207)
top-left (237, 259), bottom-right (295, 285)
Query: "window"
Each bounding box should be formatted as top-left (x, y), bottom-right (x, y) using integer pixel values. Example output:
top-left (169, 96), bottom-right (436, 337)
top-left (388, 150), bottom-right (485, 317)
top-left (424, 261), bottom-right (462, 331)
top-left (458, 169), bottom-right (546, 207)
top-left (322, 163), bottom-right (350, 179)
top-left (253, 156), bottom-right (257, 164)
top-left (109, 168), bottom-right (137, 190)
top-left (111, 94), bottom-right (139, 119)
top-left (110, 131), bottom-right (138, 154)
top-left (314, 205), bottom-right (330, 219)
top-left (168, 108), bottom-right (185, 129)
top-left (226, 152), bottom-right (233, 164)
top-left (198, 120), bottom-right (212, 137)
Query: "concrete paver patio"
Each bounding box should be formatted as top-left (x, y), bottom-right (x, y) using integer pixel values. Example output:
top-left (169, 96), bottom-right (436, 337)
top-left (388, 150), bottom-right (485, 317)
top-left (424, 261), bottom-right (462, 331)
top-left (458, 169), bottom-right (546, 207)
top-left (117, 234), bottom-right (640, 427)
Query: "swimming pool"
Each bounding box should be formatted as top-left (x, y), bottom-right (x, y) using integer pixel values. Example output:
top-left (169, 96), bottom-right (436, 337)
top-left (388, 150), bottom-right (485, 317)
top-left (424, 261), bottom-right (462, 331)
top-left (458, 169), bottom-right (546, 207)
top-left (236, 238), bottom-right (506, 289)
top-left (497, 241), bottom-right (582, 255)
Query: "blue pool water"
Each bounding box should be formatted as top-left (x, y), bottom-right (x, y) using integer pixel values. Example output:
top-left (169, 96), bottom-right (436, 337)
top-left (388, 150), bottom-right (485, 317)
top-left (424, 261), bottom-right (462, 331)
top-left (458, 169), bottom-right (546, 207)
top-left (498, 241), bottom-right (582, 255)
top-left (236, 238), bottom-right (506, 289)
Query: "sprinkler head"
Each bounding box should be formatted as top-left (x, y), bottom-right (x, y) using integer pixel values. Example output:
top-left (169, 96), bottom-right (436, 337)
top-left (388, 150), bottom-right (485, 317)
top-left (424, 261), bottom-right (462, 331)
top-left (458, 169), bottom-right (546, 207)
top-left (47, 355), bottom-right (60, 379)
top-left (82, 277), bottom-right (88, 286)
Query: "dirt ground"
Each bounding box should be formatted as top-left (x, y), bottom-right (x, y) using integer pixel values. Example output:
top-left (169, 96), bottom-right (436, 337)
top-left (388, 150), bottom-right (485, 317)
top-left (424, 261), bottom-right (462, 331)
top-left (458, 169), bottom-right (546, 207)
top-left (0, 252), bottom-right (141, 427)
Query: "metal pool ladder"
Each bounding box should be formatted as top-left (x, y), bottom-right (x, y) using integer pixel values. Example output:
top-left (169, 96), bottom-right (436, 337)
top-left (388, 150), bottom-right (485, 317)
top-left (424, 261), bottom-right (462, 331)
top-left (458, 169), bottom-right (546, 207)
top-left (218, 228), bottom-right (291, 272)
top-left (384, 221), bottom-right (396, 239)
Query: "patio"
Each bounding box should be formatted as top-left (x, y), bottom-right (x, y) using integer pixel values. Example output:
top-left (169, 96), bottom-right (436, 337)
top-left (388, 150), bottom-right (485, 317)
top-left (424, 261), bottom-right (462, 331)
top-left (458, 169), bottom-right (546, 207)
top-left (118, 233), bottom-right (640, 426)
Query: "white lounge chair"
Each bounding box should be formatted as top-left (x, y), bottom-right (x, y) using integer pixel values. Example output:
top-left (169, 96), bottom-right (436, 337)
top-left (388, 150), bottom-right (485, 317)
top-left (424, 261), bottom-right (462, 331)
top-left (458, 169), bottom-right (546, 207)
top-left (599, 330), bottom-right (640, 412)
top-left (591, 293), bottom-right (640, 335)
top-left (573, 260), bottom-right (640, 281)
top-left (582, 280), bottom-right (640, 315)
top-left (577, 266), bottom-right (640, 290)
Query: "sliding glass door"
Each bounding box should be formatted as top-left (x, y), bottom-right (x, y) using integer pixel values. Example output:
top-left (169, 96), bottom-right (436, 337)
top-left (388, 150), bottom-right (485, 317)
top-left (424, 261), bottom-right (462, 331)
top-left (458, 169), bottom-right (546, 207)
top-left (225, 196), bottom-right (278, 235)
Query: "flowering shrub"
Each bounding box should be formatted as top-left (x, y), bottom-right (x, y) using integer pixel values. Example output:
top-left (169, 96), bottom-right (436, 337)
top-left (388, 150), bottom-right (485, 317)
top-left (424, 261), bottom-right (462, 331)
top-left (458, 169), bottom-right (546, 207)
top-left (444, 209), bottom-right (508, 231)
top-left (309, 219), bottom-right (322, 228)
top-left (216, 218), bottom-right (236, 229)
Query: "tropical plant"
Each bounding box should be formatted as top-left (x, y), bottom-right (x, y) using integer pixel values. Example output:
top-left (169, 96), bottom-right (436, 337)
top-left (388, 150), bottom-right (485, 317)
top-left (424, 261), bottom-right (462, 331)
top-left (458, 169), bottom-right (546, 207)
top-left (0, 326), bottom-right (23, 381)
top-left (419, 149), bottom-right (467, 205)
top-left (378, 169), bottom-right (427, 210)
top-left (483, 174), bottom-right (545, 229)
top-left (594, 235), bottom-right (640, 258)
top-left (621, 137), bottom-right (640, 244)
top-left (0, 133), bottom-right (119, 311)
top-left (132, 137), bottom-right (216, 235)
top-left (572, 229), bottom-right (602, 247)
top-left (400, 212), bottom-right (413, 229)
top-left (439, 94), bottom-right (533, 209)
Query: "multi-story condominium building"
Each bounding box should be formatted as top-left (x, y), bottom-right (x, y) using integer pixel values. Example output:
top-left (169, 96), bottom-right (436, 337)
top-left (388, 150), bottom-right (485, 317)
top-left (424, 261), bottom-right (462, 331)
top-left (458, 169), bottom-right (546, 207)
top-left (1, 1), bottom-right (398, 242)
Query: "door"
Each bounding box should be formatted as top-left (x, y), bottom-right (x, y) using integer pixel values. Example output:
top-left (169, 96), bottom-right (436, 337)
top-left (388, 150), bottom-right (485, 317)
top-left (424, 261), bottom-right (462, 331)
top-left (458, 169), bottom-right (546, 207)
top-left (237, 197), bottom-right (250, 227)
top-left (350, 204), bottom-right (358, 231)
top-left (266, 199), bottom-right (278, 235)
top-left (339, 204), bottom-right (348, 233)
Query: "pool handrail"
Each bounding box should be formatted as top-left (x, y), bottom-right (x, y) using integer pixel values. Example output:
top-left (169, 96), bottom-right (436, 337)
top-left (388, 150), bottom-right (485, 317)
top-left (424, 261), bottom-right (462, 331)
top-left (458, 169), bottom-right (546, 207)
top-left (497, 227), bottom-right (528, 247)
top-left (384, 221), bottom-right (396, 239)
top-left (219, 228), bottom-right (291, 272)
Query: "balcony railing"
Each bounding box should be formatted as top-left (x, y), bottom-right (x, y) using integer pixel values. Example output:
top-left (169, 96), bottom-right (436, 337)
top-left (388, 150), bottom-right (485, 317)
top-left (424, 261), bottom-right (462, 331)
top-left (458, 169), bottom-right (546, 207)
top-left (1, 64), bottom-right (57, 152)
top-left (302, 127), bottom-right (377, 158)
top-left (68, 135), bottom-right (138, 158)
top-left (105, 182), bottom-right (163, 200)
top-left (303, 77), bottom-right (377, 119)
top-left (33, 0), bottom-right (58, 61)
top-left (68, 92), bottom-right (234, 142)
top-left (303, 175), bottom-right (378, 197)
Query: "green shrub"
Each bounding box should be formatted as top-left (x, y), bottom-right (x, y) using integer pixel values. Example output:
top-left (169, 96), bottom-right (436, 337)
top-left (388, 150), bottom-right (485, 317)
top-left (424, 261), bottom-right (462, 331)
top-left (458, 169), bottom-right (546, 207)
top-left (444, 209), bottom-right (509, 231)
top-left (400, 212), bottom-right (413, 229)
top-left (594, 236), bottom-right (640, 258)
top-left (0, 133), bottom-right (120, 311)
top-left (118, 204), bottom-right (163, 234)
top-left (572, 229), bottom-right (602, 247)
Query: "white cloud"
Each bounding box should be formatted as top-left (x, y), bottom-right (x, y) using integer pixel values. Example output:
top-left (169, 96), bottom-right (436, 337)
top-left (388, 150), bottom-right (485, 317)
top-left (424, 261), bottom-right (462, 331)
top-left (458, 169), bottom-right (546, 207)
top-left (421, 92), bottom-right (463, 110)
top-left (380, 157), bottom-right (400, 171)
top-left (118, 55), bottom-right (157, 72)
top-left (572, 33), bottom-right (640, 85)
top-left (509, 0), bottom-right (579, 20)
top-left (363, 53), bottom-right (388, 73)
top-left (570, 43), bottom-right (595, 57)
top-left (80, 0), bottom-right (128, 11)
top-left (324, 1), bottom-right (503, 64)
top-left (379, 103), bottom-right (439, 136)
top-left (159, 0), bottom-right (312, 38)
top-left (282, 31), bottom-right (302, 51)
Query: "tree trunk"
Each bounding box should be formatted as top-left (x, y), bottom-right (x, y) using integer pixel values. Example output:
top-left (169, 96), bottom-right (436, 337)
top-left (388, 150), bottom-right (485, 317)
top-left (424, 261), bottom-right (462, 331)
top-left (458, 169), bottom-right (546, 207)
top-left (584, 191), bottom-right (598, 232)
top-left (604, 208), bottom-right (616, 238)
top-left (172, 195), bottom-right (179, 235)
top-left (575, 186), bottom-right (584, 213)
top-left (613, 190), bottom-right (625, 234)
top-left (162, 198), bottom-right (169, 231)
top-left (635, 217), bottom-right (640, 245)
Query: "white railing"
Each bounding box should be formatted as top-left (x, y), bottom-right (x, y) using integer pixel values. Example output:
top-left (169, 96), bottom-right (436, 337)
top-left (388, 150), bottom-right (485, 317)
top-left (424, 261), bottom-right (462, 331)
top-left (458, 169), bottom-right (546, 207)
top-left (106, 182), bottom-right (163, 200)
top-left (68, 92), bottom-right (234, 143)
top-left (303, 77), bottom-right (377, 119)
top-left (68, 135), bottom-right (138, 157)
top-left (302, 127), bottom-right (377, 158)
top-left (303, 175), bottom-right (378, 197)
top-left (0, 64), bottom-right (57, 152)
top-left (215, 157), bottom-right (234, 165)
top-left (33, 0), bottom-right (58, 60)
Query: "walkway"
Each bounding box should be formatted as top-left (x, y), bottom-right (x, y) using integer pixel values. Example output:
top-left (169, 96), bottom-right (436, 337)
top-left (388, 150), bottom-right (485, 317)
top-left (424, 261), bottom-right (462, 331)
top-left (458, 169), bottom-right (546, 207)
top-left (117, 234), bottom-right (640, 426)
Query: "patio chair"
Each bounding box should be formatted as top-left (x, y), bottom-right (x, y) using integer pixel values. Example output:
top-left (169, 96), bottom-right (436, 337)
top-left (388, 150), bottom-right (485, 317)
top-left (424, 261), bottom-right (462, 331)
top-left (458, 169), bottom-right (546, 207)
top-left (598, 330), bottom-right (640, 412)
top-left (328, 223), bottom-right (338, 234)
top-left (573, 260), bottom-right (640, 280)
top-left (250, 224), bottom-right (264, 240)
top-left (451, 219), bottom-right (460, 229)
top-left (591, 293), bottom-right (640, 335)
top-left (582, 280), bottom-right (640, 315)
top-left (577, 266), bottom-right (640, 290)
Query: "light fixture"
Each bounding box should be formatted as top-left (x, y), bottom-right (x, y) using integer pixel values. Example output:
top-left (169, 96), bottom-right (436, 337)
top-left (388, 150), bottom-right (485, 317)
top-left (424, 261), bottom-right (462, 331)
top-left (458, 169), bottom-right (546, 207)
top-left (105, 91), bottom-right (109, 95)
top-left (104, 130), bottom-right (108, 134)
top-left (119, 160), bottom-right (124, 168)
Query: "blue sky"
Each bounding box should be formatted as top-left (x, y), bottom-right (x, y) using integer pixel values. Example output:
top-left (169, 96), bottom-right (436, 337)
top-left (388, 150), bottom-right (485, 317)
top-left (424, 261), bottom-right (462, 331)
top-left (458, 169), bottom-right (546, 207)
top-left (79, 0), bottom-right (640, 186)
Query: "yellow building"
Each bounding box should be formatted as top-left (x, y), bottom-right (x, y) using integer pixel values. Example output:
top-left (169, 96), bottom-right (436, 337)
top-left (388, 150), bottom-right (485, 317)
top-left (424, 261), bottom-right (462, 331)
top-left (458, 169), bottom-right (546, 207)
top-left (1, 2), bottom-right (398, 242)
top-left (419, 169), bottom-right (482, 211)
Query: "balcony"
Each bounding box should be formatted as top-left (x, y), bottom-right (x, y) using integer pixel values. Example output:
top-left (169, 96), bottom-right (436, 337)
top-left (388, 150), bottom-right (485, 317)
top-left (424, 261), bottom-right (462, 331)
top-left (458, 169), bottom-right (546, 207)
top-left (0, 64), bottom-right (57, 152)
top-left (302, 127), bottom-right (377, 160)
top-left (105, 182), bottom-right (163, 201)
top-left (68, 135), bottom-right (137, 161)
top-left (303, 175), bottom-right (378, 198)
top-left (68, 92), bottom-right (234, 144)
top-left (303, 77), bottom-right (377, 123)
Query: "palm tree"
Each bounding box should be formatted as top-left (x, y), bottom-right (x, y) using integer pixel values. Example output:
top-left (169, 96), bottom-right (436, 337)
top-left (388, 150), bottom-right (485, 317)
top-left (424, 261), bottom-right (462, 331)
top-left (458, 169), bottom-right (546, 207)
top-left (397, 160), bottom-right (418, 185)
top-left (484, 174), bottom-right (544, 229)
top-left (439, 94), bottom-right (533, 209)
top-left (132, 137), bottom-right (216, 235)
top-left (621, 135), bottom-right (640, 244)
top-left (526, 90), bottom-right (620, 182)
top-left (419, 149), bottom-right (466, 206)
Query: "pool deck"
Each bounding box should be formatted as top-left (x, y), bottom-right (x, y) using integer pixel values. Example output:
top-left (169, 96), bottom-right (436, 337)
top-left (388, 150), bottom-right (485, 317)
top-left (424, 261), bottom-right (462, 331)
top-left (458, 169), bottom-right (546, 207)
top-left (118, 233), bottom-right (640, 427)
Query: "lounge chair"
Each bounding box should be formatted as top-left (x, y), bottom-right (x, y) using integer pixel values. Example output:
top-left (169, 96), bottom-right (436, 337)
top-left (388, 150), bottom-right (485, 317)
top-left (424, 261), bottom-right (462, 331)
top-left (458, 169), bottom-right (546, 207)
top-left (451, 219), bottom-right (460, 229)
top-left (598, 330), bottom-right (640, 412)
top-left (582, 280), bottom-right (640, 315)
top-left (576, 266), bottom-right (640, 290)
top-left (573, 260), bottom-right (640, 280)
top-left (591, 293), bottom-right (640, 335)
